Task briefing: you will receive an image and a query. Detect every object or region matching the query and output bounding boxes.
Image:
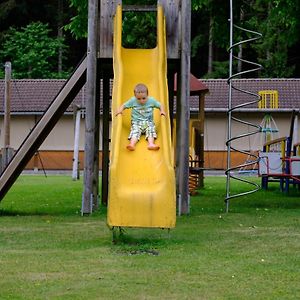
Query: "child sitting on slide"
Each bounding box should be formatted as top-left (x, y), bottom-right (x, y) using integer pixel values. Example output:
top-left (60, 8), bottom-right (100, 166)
top-left (115, 83), bottom-right (166, 151)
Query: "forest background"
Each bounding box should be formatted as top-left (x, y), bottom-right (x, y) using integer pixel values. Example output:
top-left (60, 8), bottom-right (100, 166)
top-left (0, 0), bottom-right (299, 79)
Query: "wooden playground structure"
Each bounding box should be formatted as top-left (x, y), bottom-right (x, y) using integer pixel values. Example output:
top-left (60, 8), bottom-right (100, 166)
top-left (0, 1), bottom-right (198, 228)
top-left (259, 109), bottom-right (300, 192)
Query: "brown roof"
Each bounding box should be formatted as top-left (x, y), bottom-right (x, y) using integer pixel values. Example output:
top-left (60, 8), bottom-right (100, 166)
top-left (174, 73), bottom-right (209, 95)
top-left (0, 79), bottom-right (85, 114)
top-left (201, 78), bottom-right (300, 111)
top-left (0, 78), bottom-right (299, 114)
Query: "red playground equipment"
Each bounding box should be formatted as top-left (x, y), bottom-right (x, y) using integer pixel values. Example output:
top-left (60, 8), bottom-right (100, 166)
top-left (259, 110), bottom-right (300, 192)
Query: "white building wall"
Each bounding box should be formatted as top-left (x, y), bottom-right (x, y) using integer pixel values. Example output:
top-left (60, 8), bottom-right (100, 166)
top-left (0, 112), bottom-right (296, 152)
top-left (204, 112), bottom-right (295, 151)
top-left (0, 115), bottom-right (105, 151)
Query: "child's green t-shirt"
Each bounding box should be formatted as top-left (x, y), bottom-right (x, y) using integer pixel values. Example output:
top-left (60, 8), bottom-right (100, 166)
top-left (123, 96), bottom-right (161, 122)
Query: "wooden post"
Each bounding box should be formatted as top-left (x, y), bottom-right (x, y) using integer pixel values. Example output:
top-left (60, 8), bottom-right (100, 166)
top-left (72, 105), bottom-right (81, 180)
top-left (33, 152), bottom-right (39, 172)
top-left (92, 64), bottom-right (101, 210)
top-left (4, 62), bottom-right (11, 148)
top-left (294, 113), bottom-right (299, 145)
top-left (198, 93), bottom-right (205, 188)
top-left (91, 1), bottom-right (102, 210)
top-left (82, 0), bottom-right (99, 214)
top-left (1, 62), bottom-right (14, 172)
top-left (158, 0), bottom-right (180, 59)
top-left (167, 66), bottom-right (176, 136)
top-left (101, 73), bottom-right (110, 206)
top-left (176, 0), bottom-right (191, 215)
top-left (99, 0), bottom-right (121, 58)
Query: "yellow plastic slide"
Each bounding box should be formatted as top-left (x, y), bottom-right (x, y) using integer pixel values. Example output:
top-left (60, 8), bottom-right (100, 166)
top-left (107, 5), bottom-right (176, 228)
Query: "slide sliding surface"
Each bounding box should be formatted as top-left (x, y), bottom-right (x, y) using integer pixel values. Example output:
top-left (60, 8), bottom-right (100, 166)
top-left (0, 57), bottom-right (87, 201)
top-left (108, 5), bottom-right (176, 228)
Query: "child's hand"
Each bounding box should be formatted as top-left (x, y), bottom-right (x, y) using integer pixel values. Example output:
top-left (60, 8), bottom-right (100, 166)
top-left (160, 104), bottom-right (166, 116)
top-left (115, 105), bottom-right (124, 116)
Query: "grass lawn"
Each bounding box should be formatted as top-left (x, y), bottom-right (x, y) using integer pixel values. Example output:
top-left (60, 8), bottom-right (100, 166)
top-left (0, 175), bottom-right (299, 299)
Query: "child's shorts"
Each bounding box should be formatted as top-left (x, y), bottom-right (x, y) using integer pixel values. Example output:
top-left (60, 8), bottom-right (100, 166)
top-left (128, 121), bottom-right (157, 140)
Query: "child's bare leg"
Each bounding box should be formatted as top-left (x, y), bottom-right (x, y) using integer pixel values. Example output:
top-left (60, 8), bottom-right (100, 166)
top-left (147, 137), bottom-right (159, 150)
top-left (127, 138), bottom-right (138, 151)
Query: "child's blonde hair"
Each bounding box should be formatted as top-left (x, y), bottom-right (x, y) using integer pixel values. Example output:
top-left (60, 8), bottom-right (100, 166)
top-left (134, 83), bottom-right (148, 95)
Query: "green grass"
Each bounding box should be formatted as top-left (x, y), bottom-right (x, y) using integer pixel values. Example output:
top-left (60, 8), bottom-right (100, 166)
top-left (0, 175), bottom-right (299, 299)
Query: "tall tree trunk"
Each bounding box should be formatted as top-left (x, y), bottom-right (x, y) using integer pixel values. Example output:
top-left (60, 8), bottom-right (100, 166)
top-left (266, 1), bottom-right (272, 62)
top-left (0, 0), bottom-right (16, 20)
top-left (237, 7), bottom-right (244, 74)
top-left (207, 14), bottom-right (213, 74)
top-left (57, 0), bottom-right (63, 74)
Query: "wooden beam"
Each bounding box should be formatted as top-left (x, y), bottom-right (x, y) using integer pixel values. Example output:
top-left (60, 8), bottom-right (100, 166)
top-left (99, 0), bottom-right (121, 58)
top-left (82, 0), bottom-right (99, 214)
top-left (72, 105), bottom-right (81, 180)
top-left (92, 63), bottom-right (101, 210)
top-left (122, 5), bottom-right (157, 11)
top-left (101, 74), bottom-right (110, 206)
top-left (197, 93), bottom-right (205, 188)
top-left (176, 0), bottom-right (191, 215)
top-left (158, 0), bottom-right (180, 58)
top-left (0, 57), bottom-right (87, 201)
top-left (167, 65), bottom-right (176, 136)
top-left (1, 61), bottom-right (14, 172)
top-left (4, 61), bottom-right (11, 148)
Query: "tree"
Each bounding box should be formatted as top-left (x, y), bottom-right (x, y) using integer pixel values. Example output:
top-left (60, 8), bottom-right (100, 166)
top-left (0, 0), bottom-right (16, 22)
top-left (247, 0), bottom-right (300, 77)
top-left (0, 22), bottom-right (69, 79)
top-left (65, 0), bottom-right (88, 39)
top-left (65, 0), bottom-right (300, 78)
top-left (66, 0), bottom-right (157, 48)
top-left (192, 0), bottom-right (230, 78)
top-left (0, 0), bottom-right (16, 42)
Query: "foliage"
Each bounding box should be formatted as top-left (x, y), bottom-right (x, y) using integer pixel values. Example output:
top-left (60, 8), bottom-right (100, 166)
top-left (191, 34), bottom-right (205, 57)
top-left (66, 0), bottom-right (157, 48)
top-left (0, 0), bottom-right (16, 22)
top-left (65, 0), bottom-right (88, 39)
top-left (191, 0), bottom-right (231, 77)
top-left (0, 22), bottom-right (69, 79)
top-left (0, 175), bottom-right (300, 298)
top-left (122, 11), bottom-right (156, 48)
top-left (192, 0), bottom-right (300, 78)
top-left (192, 0), bottom-right (212, 10)
top-left (247, 0), bottom-right (300, 77)
top-left (122, 0), bottom-right (157, 48)
top-left (202, 60), bottom-right (229, 78)
top-left (0, 1), bottom-right (300, 78)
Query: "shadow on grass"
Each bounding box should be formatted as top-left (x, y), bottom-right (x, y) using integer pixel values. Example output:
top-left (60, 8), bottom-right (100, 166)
top-left (110, 227), bottom-right (173, 255)
top-left (0, 208), bottom-right (92, 217)
top-left (0, 209), bottom-right (55, 217)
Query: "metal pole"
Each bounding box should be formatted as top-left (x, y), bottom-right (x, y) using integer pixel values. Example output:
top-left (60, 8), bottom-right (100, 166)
top-left (225, 0), bottom-right (262, 212)
top-left (225, 0), bottom-right (234, 213)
